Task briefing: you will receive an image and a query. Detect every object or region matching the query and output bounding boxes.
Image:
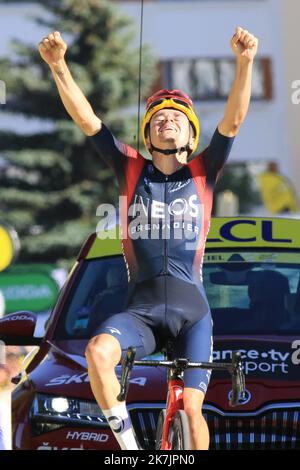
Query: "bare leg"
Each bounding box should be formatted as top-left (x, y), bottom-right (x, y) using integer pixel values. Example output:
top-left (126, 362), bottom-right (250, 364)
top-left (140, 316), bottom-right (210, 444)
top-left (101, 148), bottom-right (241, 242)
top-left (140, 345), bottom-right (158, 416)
top-left (85, 334), bottom-right (122, 410)
top-left (183, 388), bottom-right (209, 450)
top-left (85, 334), bottom-right (139, 450)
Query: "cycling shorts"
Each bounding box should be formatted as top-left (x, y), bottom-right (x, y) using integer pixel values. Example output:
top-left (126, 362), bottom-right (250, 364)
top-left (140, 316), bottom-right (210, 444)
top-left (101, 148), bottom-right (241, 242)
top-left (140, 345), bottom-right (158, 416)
top-left (91, 275), bottom-right (213, 395)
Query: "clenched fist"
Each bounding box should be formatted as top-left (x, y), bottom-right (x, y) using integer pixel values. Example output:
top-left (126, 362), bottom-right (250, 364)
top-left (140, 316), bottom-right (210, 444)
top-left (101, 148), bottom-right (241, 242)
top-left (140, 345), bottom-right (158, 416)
top-left (231, 27), bottom-right (258, 62)
top-left (38, 31), bottom-right (67, 66)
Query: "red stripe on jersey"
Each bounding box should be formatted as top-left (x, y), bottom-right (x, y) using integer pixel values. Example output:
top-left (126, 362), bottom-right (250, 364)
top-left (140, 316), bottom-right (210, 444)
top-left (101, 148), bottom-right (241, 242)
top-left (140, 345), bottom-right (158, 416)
top-left (120, 145), bottom-right (145, 282)
top-left (188, 153), bottom-right (213, 283)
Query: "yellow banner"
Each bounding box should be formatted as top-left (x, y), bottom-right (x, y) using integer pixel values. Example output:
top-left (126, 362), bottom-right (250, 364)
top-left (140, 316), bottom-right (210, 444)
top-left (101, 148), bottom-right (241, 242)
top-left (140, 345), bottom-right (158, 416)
top-left (85, 217), bottom-right (300, 260)
top-left (207, 217), bottom-right (300, 249)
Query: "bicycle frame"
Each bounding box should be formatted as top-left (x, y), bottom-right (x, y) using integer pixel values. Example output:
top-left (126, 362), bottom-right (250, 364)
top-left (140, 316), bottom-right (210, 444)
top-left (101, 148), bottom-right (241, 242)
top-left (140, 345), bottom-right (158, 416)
top-left (161, 373), bottom-right (185, 450)
top-left (117, 346), bottom-right (246, 450)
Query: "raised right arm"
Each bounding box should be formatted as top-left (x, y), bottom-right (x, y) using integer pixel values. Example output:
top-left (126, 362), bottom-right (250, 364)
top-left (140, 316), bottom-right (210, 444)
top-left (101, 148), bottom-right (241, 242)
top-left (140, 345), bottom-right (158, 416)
top-left (38, 31), bottom-right (101, 136)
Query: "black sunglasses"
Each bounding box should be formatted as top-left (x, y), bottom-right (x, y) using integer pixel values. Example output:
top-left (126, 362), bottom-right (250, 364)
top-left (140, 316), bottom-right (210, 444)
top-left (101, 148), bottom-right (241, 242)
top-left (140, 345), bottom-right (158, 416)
top-left (147, 98), bottom-right (190, 112)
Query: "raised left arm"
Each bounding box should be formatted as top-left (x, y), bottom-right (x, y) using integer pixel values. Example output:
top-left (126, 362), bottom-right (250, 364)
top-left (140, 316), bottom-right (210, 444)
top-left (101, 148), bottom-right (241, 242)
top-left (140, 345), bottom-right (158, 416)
top-left (218, 27), bottom-right (259, 138)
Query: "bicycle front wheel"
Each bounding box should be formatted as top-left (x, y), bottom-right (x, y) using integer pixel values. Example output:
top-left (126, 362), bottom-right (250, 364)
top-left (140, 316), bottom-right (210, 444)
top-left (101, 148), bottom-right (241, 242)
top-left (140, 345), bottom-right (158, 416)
top-left (155, 409), bottom-right (166, 450)
top-left (169, 410), bottom-right (191, 450)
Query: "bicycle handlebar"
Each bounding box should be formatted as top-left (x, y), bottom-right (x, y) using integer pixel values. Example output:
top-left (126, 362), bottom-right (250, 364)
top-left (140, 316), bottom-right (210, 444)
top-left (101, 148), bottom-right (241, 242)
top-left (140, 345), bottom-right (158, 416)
top-left (117, 347), bottom-right (246, 407)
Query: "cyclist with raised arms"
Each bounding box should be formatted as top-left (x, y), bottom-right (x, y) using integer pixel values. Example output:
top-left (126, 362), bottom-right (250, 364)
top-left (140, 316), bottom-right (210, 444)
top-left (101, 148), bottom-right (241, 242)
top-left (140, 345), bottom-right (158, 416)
top-left (38, 26), bottom-right (258, 450)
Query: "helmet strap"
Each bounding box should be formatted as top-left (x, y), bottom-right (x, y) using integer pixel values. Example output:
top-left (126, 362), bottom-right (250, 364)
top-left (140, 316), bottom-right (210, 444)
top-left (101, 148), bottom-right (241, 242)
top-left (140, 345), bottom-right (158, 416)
top-left (149, 143), bottom-right (190, 156)
top-left (148, 127), bottom-right (192, 157)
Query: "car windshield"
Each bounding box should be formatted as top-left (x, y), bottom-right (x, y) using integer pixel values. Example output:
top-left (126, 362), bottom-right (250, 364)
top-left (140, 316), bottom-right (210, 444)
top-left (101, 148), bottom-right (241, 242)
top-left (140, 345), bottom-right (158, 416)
top-left (55, 256), bottom-right (129, 340)
top-left (54, 252), bottom-right (300, 340)
top-left (204, 253), bottom-right (300, 335)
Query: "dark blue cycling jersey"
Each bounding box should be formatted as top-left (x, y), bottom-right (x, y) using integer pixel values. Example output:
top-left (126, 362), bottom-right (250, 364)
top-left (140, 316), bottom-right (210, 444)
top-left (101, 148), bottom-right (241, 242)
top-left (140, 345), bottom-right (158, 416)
top-left (89, 123), bottom-right (234, 290)
top-left (89, 123), bottom-right (234, 394)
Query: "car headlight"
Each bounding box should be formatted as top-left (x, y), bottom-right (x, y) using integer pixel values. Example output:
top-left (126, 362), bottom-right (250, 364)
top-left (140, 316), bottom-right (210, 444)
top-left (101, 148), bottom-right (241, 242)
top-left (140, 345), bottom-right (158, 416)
top-left (30, 394), bottom-right (108, 435)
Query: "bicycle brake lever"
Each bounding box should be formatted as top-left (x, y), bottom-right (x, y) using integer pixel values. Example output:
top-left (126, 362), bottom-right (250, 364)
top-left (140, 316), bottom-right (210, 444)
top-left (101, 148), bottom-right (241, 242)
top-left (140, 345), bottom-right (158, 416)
top-left (117, 346), bottom-right (136, 402)
top-left (229, 351), bottom-right (246, 407)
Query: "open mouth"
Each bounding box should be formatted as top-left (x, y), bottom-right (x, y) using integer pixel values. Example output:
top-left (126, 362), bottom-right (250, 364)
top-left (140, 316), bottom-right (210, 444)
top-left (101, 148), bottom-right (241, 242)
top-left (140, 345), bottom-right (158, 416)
top-left (160, 127), bottom-right (177, 132)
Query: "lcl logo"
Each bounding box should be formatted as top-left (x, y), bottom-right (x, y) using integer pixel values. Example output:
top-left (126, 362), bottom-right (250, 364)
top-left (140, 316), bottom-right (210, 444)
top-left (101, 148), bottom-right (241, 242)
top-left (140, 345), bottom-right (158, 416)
top-left (228, 389), bottom-right (252, 405)
top-left (208, 220), bottom-right (292, 244)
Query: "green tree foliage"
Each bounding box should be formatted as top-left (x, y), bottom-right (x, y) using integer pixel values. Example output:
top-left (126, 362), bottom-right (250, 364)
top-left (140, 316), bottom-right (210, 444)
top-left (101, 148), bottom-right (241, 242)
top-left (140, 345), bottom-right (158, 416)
top-left (0, 0), bottom-right (156, 262)
top-left (214, 163), bottom-right (261, 214)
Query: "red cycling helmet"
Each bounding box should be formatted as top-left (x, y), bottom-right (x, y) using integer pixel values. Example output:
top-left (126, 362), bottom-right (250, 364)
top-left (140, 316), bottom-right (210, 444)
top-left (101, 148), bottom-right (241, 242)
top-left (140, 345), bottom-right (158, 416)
top-left (141, 89), bottom-right (200, 156)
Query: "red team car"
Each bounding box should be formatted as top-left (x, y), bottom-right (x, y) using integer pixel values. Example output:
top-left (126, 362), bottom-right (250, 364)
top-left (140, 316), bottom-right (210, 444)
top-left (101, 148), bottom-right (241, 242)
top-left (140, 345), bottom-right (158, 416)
top-left (0, 217), bottom-right (300, 450)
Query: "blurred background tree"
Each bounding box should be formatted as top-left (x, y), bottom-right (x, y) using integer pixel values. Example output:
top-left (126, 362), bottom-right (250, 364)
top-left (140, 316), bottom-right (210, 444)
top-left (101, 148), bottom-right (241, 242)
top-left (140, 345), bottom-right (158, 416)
top-left (0, 0), bottom-right (156, 264)
top-left (213, 163), bottom-right (261, 214)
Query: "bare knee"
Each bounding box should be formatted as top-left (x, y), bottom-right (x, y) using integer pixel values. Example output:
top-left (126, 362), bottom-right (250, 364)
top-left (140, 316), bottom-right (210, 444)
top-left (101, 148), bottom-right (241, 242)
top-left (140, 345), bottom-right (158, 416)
top-left (184, 403), bottom-right (204, 421)
top-left (183, 389), bottom-right (205, 421)
top-left (85, 334), bottom-right (121, 372)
